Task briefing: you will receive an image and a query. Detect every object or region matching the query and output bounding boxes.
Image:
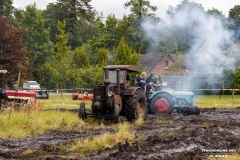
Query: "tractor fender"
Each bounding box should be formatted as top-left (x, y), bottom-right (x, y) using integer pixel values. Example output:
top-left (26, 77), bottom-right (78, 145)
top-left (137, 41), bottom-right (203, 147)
top-left (148, 91), bottom-right (173, 101)
top-left (122, 86), bottom-right (143, 96)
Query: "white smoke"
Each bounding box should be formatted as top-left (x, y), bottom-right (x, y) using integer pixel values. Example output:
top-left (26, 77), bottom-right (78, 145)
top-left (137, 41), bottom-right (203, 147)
top-left (142, 2), bottom-right (240, 89)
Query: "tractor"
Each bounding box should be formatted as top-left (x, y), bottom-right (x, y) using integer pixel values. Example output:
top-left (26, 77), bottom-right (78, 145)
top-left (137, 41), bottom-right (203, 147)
top-left (79, 65), bottom-right (147, 122)
top-left (146, 75), bottom-right (200, 115)
top-left (147, 90), bottom-right (200, 115)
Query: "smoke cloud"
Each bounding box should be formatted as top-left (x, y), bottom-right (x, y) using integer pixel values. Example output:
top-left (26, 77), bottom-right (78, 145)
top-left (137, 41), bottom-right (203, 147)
top-left (142, 2), bottom-right (240, 89)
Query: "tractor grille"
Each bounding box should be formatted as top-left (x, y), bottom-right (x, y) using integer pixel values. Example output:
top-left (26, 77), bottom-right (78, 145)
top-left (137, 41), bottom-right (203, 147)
top-left (93, 85), bottom-right (105, 99)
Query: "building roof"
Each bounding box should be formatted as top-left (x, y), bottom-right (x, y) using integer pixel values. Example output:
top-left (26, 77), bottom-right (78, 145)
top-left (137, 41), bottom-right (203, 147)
top-left (139, 53), bottom-right (173, 72)
top-left (139, 53), bottom-right (194, 72)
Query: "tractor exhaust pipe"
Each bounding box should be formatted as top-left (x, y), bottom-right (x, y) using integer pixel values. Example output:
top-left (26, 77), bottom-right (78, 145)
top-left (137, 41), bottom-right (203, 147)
top-left (103, 68), bottom-right (111, 98)
top-left (116, 69), bottom-right (121, 95)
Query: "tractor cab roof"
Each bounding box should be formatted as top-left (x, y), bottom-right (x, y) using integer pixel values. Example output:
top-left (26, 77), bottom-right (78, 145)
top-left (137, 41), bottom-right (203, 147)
top-left (104, 65), bottom-right (141, 72)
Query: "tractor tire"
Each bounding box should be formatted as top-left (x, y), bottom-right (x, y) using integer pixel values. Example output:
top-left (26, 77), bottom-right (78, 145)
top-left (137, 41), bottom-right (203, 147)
top-left (112, 104), bottom-right (120, 123)
top-left (78, 102), bottom-right (87, 119)
top-left (149, 92), bottom-right (174, 115)
top-left (123, 89), bottom-right (147, 121)
top-left (179, 105), bottom-right (200, 115)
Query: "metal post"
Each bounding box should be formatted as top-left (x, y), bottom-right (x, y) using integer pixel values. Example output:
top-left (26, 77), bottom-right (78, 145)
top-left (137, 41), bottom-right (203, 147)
top-left (17, 71), bottom-right (21, 90)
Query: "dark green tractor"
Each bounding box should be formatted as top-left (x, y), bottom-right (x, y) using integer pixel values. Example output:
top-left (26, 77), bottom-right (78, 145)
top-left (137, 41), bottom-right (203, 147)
top-left (79, 65), bottom-right (147, 122)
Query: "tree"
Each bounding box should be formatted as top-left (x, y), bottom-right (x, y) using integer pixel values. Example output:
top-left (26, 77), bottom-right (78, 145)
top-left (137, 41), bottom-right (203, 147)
top-left (0, 0), bottom-right (13, 17)
top-left (229, 5), bottom-right (240, 38)
top-left (207, 8), bottom-right (224, 16)
top-left (124, 0), bottom-right (157, 53)
top-left (89, 15), bottom-right (119, 63)
top-left (114, 37), bottom-right (139, 65)
top-left (229, 5), bottom-right (240, 23)
top-left (124, 0), bottom-right (157, 21)
top-left (0, 17), bottom-right (30, 88)
top-left (96, 48), bottom-right (109, 66)
top-left (76, 65), bottom-right (103, 88)
top-left (16, 4), bottom-right (54, 83)
top-left (72, 44), bottom-right (90, 68)
top-left (43, 0), bottom-right (98, 49)
top-left (44, 20), bottom-right (72, 91)
top-left (168, 42), bottom-right (184, 74)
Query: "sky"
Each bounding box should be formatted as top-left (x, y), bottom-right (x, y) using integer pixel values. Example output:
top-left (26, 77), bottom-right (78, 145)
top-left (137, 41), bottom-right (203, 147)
top-left (12, 0), bottom-right (240, 19)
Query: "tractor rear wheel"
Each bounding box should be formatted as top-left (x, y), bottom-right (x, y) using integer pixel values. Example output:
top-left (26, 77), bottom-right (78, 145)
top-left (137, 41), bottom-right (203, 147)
top-left (78, 102), bottom-right (87, 119)
top-left (149, 92), bottom-right (174, 115)
top-left (123, 90), bottom-right (147, 121)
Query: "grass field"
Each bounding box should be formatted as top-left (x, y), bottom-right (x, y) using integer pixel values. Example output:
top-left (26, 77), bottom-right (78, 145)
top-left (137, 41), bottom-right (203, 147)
top-left (0, 94), bottom-right (239, 159)
top-left (195, 95), bottom-right (240, 108)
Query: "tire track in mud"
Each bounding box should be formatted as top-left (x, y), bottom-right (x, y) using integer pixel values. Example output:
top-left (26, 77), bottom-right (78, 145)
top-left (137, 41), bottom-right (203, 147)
top-left (82, 108), bottom-right (240, 160)
top-left (0, 129), bottom-right (114, 159)
top-left (0, 108), bottom-right (240, 160)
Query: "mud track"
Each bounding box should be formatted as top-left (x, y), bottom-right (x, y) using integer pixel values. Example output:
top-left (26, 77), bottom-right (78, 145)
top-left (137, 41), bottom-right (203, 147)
top-left (0, 108), bottom-right (239, 160)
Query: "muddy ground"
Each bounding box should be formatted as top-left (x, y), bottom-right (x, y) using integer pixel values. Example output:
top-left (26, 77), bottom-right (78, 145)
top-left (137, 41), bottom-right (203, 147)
top-left (0, 108), bottom-right (239, 160)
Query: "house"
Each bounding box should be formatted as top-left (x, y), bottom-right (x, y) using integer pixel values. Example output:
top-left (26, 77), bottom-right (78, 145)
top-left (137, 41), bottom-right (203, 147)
top-left (139, 53), bottom-right (194, 74)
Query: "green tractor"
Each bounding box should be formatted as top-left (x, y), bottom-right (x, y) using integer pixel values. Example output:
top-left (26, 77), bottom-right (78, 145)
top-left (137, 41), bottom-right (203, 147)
top-left (147, 90), bottom-right (200, 115)
top-left (79, 65), bottom-right (199, 123)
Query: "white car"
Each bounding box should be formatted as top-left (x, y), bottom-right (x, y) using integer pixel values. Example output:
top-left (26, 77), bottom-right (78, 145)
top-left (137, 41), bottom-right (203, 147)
top-left (23, 81), bottom-right (41, 90)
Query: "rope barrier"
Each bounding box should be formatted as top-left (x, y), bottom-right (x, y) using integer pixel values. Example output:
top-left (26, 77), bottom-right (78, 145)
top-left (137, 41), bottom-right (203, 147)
top-left (43, 88), bottom-right (240, 92)
top-left (179, 89), bottom-right (240, 91)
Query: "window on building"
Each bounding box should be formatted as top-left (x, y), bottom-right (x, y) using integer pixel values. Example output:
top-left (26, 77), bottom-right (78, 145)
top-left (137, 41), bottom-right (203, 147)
top-left (165, 60), bottom-right (170, 69)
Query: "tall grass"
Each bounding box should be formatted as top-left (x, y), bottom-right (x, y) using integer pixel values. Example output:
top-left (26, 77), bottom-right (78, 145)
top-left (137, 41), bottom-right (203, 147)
top-left (0, 110), bottom-right (85, 138)
top-left (68, 122), bottom-right (135, 156)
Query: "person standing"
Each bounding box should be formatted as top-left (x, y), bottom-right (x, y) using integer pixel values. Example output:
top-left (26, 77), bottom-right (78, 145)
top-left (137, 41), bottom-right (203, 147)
top-left (146, 74), bottom-right (154, 83)
top-left (136, 72), bottom-right (147, 93)
top-left (146, 81), bottom-right (155, 95)
top-left (155, 74), bottom-right (163, 90)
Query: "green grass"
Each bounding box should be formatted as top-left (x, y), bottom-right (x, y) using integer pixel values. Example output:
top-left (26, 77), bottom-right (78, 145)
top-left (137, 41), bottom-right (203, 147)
top-left (195, 95), bottom-right (240, 108)
top-left (42, 94), bottom-right (92, 110)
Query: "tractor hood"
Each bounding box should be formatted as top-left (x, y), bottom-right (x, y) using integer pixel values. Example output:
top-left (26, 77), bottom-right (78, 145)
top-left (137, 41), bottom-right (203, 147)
top-left (167, 90), bottom-right (195, 106)
top-left (167, 90), bottom-right (194, 97)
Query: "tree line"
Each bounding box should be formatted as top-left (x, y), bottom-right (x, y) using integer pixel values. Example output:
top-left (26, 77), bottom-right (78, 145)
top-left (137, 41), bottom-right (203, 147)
top-left (0, 0), bottom-right (240, 89)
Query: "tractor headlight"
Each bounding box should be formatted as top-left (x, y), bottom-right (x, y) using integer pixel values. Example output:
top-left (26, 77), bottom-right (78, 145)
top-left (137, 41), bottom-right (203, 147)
top-left (108, 91), bottom-right (113, 97)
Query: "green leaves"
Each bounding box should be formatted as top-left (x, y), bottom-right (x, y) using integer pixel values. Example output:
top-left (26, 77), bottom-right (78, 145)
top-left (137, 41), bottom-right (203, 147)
top-left (114, 37), bottom-right (139, 65)
top-left (45, 20), bottom-right (72, 89)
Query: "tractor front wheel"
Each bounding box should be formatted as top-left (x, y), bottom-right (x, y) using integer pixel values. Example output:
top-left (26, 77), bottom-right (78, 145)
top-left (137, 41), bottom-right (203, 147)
top-left (149, 92), bottom-right (174, 115)
top-left (78, 102), bottom-right (87, 119)
top-left (112, 104), bottom-right (120, 123)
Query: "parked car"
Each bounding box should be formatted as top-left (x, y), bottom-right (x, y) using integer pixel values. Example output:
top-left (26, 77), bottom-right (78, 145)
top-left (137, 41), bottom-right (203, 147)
top-left (23, 81), bottom-right (41, 90)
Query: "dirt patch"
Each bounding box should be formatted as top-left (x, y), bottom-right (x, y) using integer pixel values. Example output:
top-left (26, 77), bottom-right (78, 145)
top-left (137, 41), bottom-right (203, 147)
top-left (0, 108), bottom-right (239, 160)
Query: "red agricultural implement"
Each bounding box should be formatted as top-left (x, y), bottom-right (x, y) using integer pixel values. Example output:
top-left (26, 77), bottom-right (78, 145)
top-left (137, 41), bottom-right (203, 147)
top-left (72, 92), bottom-right (93, 101)
top-left (0, 69), bottom-right (46, 109)
top-left (0, 89), bottom-right (37, 110)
